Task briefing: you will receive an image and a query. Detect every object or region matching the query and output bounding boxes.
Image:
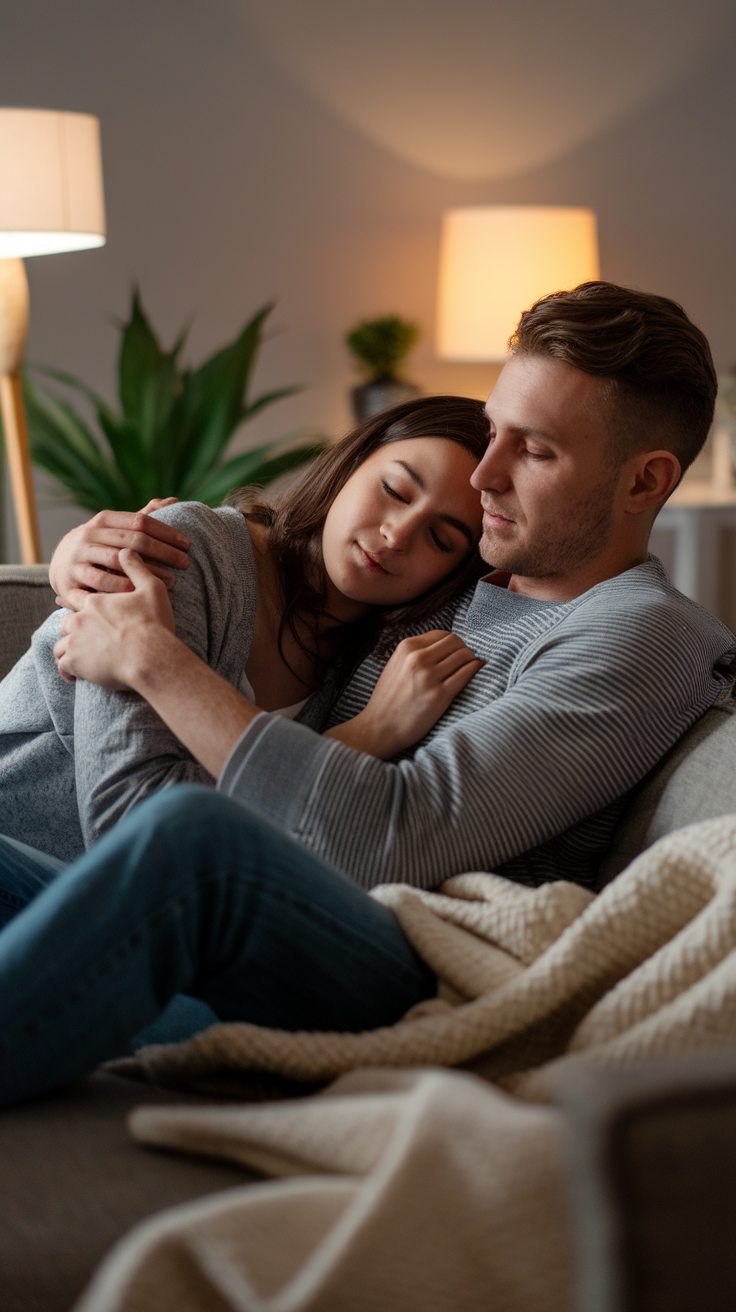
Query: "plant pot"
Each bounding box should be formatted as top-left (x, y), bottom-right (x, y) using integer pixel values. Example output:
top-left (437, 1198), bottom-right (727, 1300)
top-left (351, 375), bottom-right (420, 424)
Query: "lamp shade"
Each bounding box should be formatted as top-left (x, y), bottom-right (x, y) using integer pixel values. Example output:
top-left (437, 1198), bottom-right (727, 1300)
top-left (436, 205), bottom-right (599, 362)
top-left (0, 109), bottom-right (105, 258)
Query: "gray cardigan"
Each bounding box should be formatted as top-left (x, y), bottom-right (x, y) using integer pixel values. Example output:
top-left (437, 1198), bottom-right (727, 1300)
top-left (0, 504), bottom-right (258, 860)
top-left (219, 556), bottom-right (736, 890)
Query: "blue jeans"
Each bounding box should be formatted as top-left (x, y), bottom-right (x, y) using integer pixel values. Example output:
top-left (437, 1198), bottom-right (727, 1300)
top-left (0, 786), bottom-right (435, 1108)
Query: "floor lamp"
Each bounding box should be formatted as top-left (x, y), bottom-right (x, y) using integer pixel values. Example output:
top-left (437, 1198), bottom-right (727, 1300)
top-left (0, 109), bottom-right (106, 563)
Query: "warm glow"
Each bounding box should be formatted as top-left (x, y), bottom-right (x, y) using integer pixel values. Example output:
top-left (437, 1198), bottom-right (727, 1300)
top-left (436, 206), bottom-right (599, 362)
top-left (0, 109), bottom-right (106, 258)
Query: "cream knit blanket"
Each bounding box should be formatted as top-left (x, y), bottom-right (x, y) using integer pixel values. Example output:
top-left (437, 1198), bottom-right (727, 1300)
top-left (111, 813), bottom-right (736, 1100)
top-left (78, 816), bottom-right (736, 1312)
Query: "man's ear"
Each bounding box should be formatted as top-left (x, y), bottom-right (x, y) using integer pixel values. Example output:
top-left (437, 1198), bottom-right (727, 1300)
top-left (624, 450), bottom-right (682, 515)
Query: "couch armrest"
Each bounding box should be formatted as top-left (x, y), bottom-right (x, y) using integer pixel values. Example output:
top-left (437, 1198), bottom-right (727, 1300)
top-left (556, 1050), bottom-right (736, 1312)
top-left (0, 565), bottom-right (56, 680)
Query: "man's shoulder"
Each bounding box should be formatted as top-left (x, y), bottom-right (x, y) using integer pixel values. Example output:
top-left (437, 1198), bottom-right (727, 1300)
top-left (579, 555), bottom-right (724, 622)
top-left (565, 555), bottom-right (735, 660)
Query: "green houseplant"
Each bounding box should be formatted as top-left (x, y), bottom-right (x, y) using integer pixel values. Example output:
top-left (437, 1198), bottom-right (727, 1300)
top-left (23, 292), bottom-right (325, 513)
top-left (345, 314), bottom-right (420, 422)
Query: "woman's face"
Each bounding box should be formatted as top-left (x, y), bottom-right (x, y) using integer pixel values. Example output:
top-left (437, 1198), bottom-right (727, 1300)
top-left (321, 437), bottom-right (483, 609)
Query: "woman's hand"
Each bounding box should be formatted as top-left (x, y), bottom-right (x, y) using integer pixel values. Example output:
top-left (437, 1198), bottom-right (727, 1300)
top-left (325, 629), bottom-right (484, 759)
top-left (49, 499), bottom-right (189, 612)
top-left (53, 550), bottom-right (177, 689)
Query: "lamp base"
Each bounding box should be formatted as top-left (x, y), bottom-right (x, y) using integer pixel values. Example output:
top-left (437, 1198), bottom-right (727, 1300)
top-left (0, 260), bottom-right (42, 564)
top-left (0, 258), bottom-right (29, 373)
top-left (0, 370), bottom-right (42, 564)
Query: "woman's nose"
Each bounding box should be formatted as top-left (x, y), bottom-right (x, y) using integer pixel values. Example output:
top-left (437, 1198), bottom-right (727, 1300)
top-left (380, 513), bottom-right (412, 550)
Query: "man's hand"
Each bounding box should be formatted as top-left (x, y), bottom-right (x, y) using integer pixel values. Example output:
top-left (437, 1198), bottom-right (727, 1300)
top-left (325, 630), bottom-right (485, 759)
top-left (53, 550), bottom-right (177, 689)
top-left (49, 498), bottom-right (190, 612)
top-left (54, 548), bottom-right (261, 779)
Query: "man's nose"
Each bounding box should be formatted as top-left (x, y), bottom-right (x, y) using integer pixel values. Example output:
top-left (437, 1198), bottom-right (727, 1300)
top-left (471, 441), bottom-right (510, 492)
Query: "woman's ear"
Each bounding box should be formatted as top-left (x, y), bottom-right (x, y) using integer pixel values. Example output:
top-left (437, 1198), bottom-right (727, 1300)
top-left (624, 449), bottom-right (682, 515)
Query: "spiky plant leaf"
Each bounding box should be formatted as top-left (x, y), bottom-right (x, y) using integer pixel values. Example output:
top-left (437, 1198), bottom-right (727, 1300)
top-left (118, 292), bottom-right (184, 447)
top-left (22, 291), bottom-right (312, 514)
top-left (194, 440), bottom-right (327, 507)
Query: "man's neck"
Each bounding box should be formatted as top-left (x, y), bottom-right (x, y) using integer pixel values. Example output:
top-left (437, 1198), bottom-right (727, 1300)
top-left (501, 542), bottom-right (651, 602)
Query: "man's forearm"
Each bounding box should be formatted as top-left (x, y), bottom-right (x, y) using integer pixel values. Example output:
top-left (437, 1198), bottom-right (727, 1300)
top-left (126, 628), bottom-right (261, 777)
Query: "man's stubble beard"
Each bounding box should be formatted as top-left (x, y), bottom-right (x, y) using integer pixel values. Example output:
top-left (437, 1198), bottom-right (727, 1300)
top-left (479, 477), bottom-right (617, 580)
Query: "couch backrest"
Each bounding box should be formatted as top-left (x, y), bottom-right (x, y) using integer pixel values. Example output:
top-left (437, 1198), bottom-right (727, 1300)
top-left (0, 565), bottom-right (56, 680)
top-left (598, 701), bottom-right (736, 885)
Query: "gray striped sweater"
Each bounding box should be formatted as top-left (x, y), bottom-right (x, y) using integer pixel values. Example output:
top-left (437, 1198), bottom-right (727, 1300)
top-left (219, 557), bottom-right (736, 891)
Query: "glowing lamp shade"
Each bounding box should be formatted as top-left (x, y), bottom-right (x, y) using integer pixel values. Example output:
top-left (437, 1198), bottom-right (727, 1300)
top-left (0, 109), bottom-right (106, 257)
top-left (436, 206), bottom-right (599, 362)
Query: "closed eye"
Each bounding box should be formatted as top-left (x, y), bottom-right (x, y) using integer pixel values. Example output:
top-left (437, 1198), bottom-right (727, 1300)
top-left (382, 480), bottom-right (408, 503)
top-left (430, 527), bottom-right (453, 554)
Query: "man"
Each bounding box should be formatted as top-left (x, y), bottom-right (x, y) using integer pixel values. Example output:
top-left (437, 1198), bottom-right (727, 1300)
top-left (0, 281), bottom-right (733, 1106)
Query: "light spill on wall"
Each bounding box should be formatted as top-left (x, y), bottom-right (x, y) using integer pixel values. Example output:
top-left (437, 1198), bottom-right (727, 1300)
top-left (236, 0), bottom-right (731, 181)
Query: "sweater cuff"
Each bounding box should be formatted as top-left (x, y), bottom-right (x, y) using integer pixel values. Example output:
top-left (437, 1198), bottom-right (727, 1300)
top-left (217, 712), bottom-right (336, 833)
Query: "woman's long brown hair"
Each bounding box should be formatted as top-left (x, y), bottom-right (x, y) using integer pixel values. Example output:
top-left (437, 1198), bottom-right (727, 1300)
top-left (226, 394), bottom-right (490, 683)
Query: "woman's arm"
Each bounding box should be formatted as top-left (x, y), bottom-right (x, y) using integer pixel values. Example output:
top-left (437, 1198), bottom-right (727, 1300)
top-left (325, 631), bottom-right (484, 758)
top-left (60, 506), bottom-right (256, 847)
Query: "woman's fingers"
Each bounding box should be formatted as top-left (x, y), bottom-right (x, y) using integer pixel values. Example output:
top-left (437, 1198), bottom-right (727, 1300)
top-left (403, 633), bottom-right (483, 684)
top-left (434, 645), bottom-right (484, 682)
top-left (439, 657), bottom-right (485, 698)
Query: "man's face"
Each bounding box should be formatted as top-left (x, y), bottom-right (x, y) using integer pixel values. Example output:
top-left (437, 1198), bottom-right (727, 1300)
top-left (472, 353), bottom-right (621, 582)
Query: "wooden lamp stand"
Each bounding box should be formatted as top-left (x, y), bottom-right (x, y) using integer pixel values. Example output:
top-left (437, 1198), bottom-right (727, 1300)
top-left (0, 258), bottom-right (42, 564)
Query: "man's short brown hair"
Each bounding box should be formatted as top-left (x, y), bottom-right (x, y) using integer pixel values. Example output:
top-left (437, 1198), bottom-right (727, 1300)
top-left (510, 281), bottom-right (717, 474)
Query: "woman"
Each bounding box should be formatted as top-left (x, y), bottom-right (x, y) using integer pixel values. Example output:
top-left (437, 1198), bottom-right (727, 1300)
top-left (0, 394), bottom-right (489, 1083)
top-left (0, 394), bottom-right (488, 900)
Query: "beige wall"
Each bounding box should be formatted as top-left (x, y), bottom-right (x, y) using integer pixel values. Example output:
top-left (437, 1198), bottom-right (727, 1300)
top-left (2, 0), bottom-right (736, 557)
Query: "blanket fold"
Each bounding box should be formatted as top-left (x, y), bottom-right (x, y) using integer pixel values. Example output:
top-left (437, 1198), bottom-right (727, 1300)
top-left (108, 815), bottom-right (736, 1100)
top-left (76, 1070), bottom-right (572, 1312)
top-left (78, 816), bottom-right (736, 1312)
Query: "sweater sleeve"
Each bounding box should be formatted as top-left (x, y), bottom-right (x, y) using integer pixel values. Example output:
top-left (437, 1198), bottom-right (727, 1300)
top-left (218, 589), bottom-right (735, 889)
top-left (75, 503), bottom-right (255, 848)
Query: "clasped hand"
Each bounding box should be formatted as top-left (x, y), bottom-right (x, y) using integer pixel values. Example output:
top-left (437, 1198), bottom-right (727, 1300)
top-left (326, 630), bottom-right (485, 758)
top-left (53, 550), bottom-right (176, 689)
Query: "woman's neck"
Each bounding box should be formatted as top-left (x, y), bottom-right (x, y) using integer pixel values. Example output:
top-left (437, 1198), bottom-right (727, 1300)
top-left (244, 520), bottom-right (368, 708)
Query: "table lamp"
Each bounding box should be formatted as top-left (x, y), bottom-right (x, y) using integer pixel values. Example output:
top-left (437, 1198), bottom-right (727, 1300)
top-left (0, 108), bottom-right (106, 563)
top-left (436, 205), bottom-right (599, 363)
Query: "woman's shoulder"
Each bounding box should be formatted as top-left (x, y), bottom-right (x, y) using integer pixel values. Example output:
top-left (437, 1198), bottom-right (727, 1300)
top-left (152, 501), bottom-right (254, 582)
top-left (151, 500), bottom-right (249, 550)
top-left (148, 503), bottom-right (257, 663)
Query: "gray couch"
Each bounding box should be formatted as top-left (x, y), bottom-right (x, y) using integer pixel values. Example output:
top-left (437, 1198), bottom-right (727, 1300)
top-left (1, 565), bottom-right (736, 1312)
top-left (0, 568), bottom-right (261, 1312)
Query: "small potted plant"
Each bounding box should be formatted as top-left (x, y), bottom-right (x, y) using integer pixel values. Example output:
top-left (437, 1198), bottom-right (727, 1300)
top-left (345, 315), bottom-right (420, 422)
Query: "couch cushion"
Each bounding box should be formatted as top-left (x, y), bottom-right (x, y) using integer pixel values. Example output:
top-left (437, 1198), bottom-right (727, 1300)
top-left (0, 566), bottom-right (56, 681)
top-left (0, 1071), bottom-right (257, 1312)
top-left (598, 704), bottom-right (736, 885)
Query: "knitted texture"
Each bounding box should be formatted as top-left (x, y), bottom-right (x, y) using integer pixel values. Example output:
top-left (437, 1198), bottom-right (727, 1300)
top-left (110, 813), bottom-right (736, 1101)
